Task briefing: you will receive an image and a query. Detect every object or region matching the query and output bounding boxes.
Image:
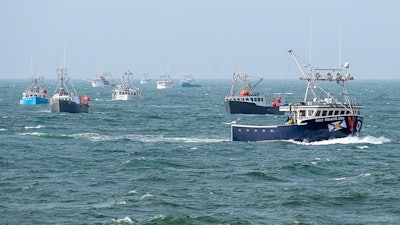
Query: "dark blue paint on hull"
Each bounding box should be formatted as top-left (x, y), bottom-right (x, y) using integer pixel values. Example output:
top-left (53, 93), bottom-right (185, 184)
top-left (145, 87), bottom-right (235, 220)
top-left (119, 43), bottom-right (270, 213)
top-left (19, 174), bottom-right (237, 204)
top-left (180, 83), bottom-right (201, 87)
top-left (226, 101), bottom-right (284, 115)
top-left (232, 116), bottom-right (363, 142)
top-left (50, 99), bottom-right (89, 113)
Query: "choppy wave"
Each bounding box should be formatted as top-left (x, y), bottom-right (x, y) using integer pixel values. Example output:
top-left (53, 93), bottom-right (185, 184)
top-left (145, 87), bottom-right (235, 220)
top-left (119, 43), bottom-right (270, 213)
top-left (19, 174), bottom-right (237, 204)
top-left (24, 125), bottom-right (45, 129)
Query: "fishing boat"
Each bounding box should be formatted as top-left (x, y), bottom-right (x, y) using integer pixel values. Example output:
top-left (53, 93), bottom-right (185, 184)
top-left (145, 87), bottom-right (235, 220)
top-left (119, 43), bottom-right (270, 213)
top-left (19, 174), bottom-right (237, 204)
top-left (50, 68), bottom-right (90, 113)
top-left (140, 73), bottom-right (151, 84)
top-left (179, 74), bottom-right (201, 87)
top-left (156, 74), bottom-right (173, 89)
top-left (225, 73), bottom-right (284, 115)
top-left (112, 71), bottom-right (142, 100)
top-left (231, 50), bottom-right (363, 142)
top-left (20, 75), bottom-right (48, 105)
top-left (91, 72), bottom-right (111, 87)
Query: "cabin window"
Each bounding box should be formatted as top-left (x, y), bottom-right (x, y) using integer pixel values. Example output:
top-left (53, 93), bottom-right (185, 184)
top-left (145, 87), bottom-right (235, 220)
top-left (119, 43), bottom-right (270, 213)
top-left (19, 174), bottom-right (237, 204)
top-left (307, 110), bottom-right (314, 116)
top-left (261, 98), bottom-right (264, 101)
top-left (328, 111), bottom-right (334, 116)
top-left (315, 111), bottom-right (321, 116)
top-left (300, 110), bottom-right (305, 116)
top-left (246, 98), bottom-right (249, 101)
top-left (322, 111), bottom-right (327, 116)
top-left (340, 110), bottom-right (345, 115)
top-left (251, 98), bottom-right (253, 101)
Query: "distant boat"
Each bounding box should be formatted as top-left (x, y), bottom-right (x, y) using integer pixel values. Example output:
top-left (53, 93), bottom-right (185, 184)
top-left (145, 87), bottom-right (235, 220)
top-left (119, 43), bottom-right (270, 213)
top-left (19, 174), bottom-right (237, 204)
top-left (20, 75), bottom-right (48, 105)
top-left (49, 68), bottom-right (91, 113)
top-left (91, 72), bottom-right (111, 87)
top-left (225, 73), bottom-right (285, 115)
top-left (112, 71), bottom-right (142, 101)
top-left (179, 74), bottom-right (201, 87)
top-left (156, 74), bottom-right (173, 89)
top-left (231, 50), bottom-right (363, 142)
top-left (140, 73), bottom-right (151, 84)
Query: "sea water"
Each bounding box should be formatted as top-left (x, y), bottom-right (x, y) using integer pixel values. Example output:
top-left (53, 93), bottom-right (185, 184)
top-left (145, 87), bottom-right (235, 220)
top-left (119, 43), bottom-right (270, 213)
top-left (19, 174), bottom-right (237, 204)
top-left (0, 79), bottom-right (398, 224)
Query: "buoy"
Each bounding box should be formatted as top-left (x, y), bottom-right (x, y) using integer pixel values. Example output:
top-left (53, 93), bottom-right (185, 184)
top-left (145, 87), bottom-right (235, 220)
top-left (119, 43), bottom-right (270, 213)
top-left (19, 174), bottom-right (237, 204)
top-left (276, 97), bottom-right (281, 103)
top-left (41, 88), bottom-right (47, 94)
top-left (272, 102), bottom-right (277, 107)
top-left (240, 89), bottom-right (249, 96)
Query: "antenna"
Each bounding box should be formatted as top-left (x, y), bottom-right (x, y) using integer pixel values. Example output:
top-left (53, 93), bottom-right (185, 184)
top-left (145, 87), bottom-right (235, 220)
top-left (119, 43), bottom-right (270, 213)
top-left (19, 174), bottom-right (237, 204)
top-left (309, 16), bottom-right (312, 65)
top-left (29, 55), bottom-right (33, 79)
top-left (338, 18), bottom-right (342, 68)
top-left (63, 41), bottom-right (66, 68)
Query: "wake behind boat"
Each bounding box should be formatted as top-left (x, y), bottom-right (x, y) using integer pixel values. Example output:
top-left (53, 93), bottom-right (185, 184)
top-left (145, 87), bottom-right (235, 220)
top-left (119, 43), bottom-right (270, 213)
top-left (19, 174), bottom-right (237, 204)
top-left (50, 68), bottom-right (90, 113)
top-left (231, 50), bottom-right (363, 142)
top-left (225, 73), bottom-right (285, 115)
top-left (112, 71), bottom-right (142, 100)
top-left (20, 75), bottom-right (48, 105)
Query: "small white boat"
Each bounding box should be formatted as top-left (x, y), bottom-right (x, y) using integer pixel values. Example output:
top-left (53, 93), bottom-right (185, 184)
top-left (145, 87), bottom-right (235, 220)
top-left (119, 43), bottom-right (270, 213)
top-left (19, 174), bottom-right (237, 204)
top-left (112, 71), bottom-right (142, 101)
top-left (91, 72), bottom-right (111, 87)
top-left (140, 73), bottom-right (151, 84)
top-left (156, 74), bottom-right (173, 89)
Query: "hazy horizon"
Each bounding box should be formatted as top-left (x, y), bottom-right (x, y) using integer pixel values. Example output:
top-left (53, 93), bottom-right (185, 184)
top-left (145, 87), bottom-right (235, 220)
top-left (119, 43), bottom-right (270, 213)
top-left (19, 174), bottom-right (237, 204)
top-left (1, 0), bottom-right (399, 80)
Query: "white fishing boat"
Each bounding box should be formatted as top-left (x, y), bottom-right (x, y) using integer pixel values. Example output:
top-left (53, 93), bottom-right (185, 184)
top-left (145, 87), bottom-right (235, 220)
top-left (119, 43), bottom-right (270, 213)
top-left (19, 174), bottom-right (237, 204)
top-left (112, 71), bottom-right (142, 101)
top-left (91, 72), bottom-right (111, 87)
top-left (140, 73), bottom-right (151, 84)
top-left (156, 74), bottom-right (173, 89)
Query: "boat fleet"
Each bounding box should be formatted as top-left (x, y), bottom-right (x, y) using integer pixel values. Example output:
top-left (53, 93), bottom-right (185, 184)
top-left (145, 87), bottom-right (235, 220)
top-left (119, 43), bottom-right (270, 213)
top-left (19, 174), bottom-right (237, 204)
top-left (18, 49), bottom-right (363, 142)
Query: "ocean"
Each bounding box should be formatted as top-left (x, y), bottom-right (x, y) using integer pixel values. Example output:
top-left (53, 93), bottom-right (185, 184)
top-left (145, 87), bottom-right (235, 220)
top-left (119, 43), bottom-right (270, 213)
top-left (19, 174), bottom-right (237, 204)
top-left (0, 78), bottom-right (398, 224)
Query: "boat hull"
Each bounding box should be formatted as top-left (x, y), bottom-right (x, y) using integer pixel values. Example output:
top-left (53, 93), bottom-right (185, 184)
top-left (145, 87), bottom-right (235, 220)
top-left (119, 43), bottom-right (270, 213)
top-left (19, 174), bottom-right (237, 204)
top-left (179, 82), bottom-right (201, 88)
top-left (20, 97), bottom-right (48, 105)
top-left (232, 115), bottom-right (363, 142)
top-left (112, 94), bottom-right (138, 101)
top-left (226, 100), bottom-right (284, 115)
top-left (157, 82), bottom-right (173, 89)
top-left (50, 99), bottom-right (89, 113)
top-left (92, 80), bottom-right (110, 87)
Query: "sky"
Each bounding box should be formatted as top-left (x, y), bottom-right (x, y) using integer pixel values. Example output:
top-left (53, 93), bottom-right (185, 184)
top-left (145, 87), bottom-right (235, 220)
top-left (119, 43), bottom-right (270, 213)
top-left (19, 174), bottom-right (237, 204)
top-left (0, 0), bottom-right (399, 80)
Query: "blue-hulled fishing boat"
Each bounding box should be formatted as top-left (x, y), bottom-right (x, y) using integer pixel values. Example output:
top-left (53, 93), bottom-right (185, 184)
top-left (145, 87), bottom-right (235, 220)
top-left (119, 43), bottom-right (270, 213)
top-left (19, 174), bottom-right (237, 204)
top-left (225, 73), bottom-right (285, 115)
top-left (20, 75), bottom-right (48, 105)
top-left (50, 68), bottom-right (90, 113)
top-left (231, 50), bottom-right (363, 142)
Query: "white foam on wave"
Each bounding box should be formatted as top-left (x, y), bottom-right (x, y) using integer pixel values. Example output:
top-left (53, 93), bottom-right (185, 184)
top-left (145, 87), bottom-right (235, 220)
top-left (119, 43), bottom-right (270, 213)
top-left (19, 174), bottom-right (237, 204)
top-left (292, 135), bottom-right (391, 146)
top-left (164, 137), bottom-right (227, 143)
top-left (141, 193), bottom-right (153, 199)
top-left (0, 128), bottom-right (6, 131)
top-left (19, 132), bottom-right (46, 136)
top-left (24, 125), bottom-right (45, 129)
top-left (111, 216), bottom-right (133, 223)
